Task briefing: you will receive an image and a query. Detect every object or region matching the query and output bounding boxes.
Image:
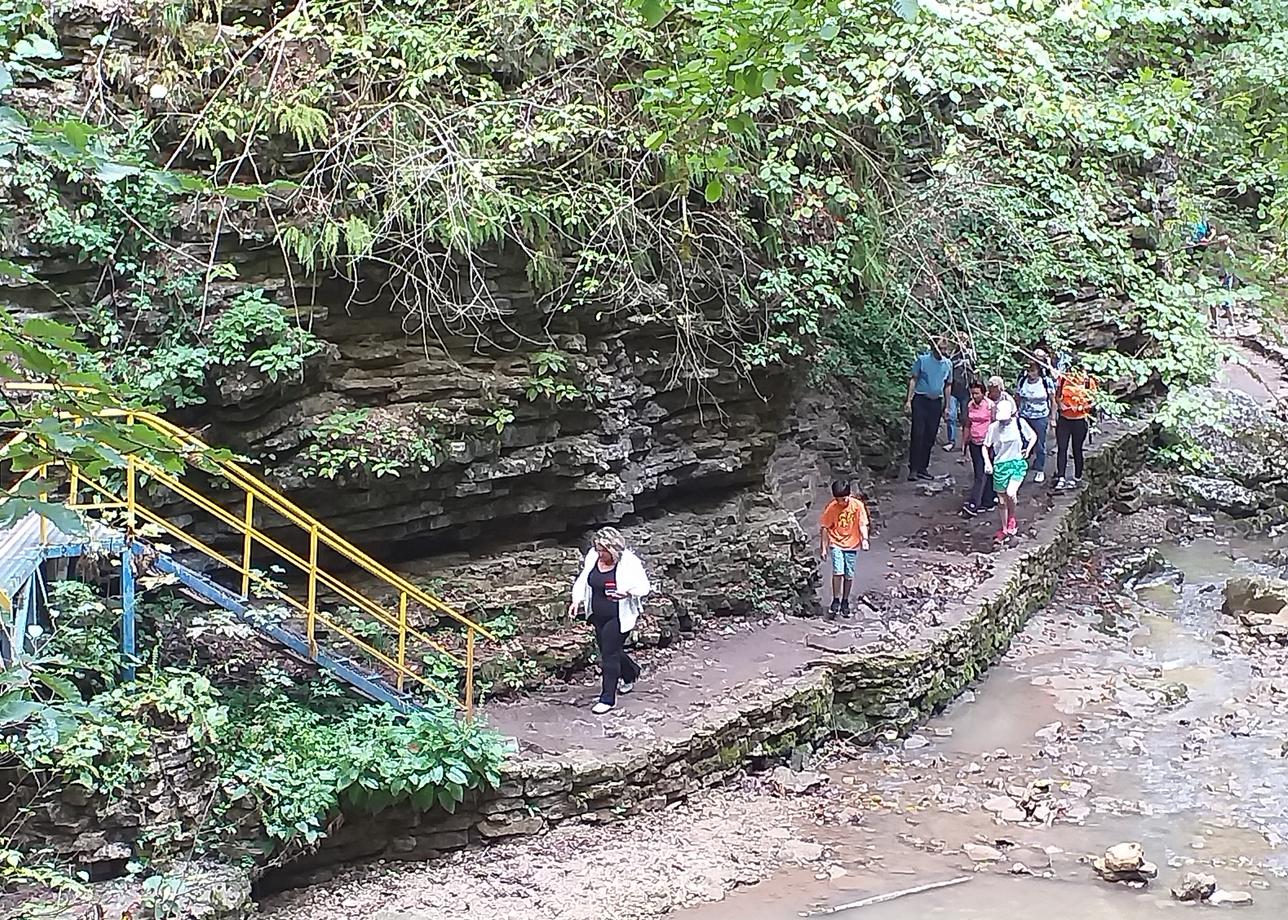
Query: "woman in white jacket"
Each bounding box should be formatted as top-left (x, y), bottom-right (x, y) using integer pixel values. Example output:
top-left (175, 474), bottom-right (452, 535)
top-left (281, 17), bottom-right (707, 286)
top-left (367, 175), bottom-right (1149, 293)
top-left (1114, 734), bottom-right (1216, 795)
top-left (568, 526), bottom-right (650, 714)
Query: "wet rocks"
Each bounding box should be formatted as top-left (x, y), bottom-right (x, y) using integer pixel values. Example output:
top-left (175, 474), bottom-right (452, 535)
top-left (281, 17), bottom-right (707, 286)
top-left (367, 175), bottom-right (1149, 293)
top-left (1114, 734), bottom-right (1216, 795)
top-left (1093, 842), bottom-right (1158, 884)
top-left (981, 779), bottom-right (1060, 824)
top-left (963, 843), bottom-right (1004, 862)
top-left (1209, 889), bottom-right (1255, 907)
top-left (1223, 575), bottom-right (1288, 643)
top-left (769, 767), bottom-right (828, 795)
top-left (1176, 475), bottom-right (1269, 518)
top-left (1171, 872), bottom-right (1217, 902)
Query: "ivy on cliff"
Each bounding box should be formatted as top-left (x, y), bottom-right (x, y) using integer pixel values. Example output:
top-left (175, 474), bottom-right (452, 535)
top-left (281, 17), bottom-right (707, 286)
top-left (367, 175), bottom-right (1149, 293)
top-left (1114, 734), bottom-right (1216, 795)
top-left (53, 0), bottom-right (1272, 405)
top-left (4, 0), bottom-right (1288, 409)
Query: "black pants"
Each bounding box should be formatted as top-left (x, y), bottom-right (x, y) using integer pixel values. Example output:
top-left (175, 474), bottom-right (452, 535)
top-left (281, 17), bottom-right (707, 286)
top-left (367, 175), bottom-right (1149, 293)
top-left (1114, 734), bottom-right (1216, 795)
top-left (592, 612), bottom-right (640, 705)
top-left (1056, 416), bottom-right (1089, 480)
top-left (908, 395), bottom-right (943, 475)
top-left (967, 442), bottom-right (996, 510)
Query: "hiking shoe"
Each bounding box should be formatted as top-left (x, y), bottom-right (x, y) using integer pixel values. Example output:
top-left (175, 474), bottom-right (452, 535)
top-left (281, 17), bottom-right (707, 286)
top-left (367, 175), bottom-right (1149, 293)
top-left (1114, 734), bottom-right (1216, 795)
top-left (962, 503), bottom-right (979, 517)
top-left (619, 680), bottom-right (636, 694)
top-left (592, 702), bottom-right (613, 715)
top-left (839, 599), bottom-right (851, 618)
top-left (828, 598), bottom-right (841, 618)
top-left (916, 471), bottom-right (934, 481)
top-left (1035, 471), bottom-right (1046, 484)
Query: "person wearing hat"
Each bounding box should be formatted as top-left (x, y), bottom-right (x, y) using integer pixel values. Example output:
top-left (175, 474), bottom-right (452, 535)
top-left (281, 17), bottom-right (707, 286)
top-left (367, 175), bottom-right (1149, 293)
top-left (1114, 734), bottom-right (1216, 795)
top-left (982, 398), bottom-right (1037, 542)
top-left (1014, 350), bottom-right (1056, 483)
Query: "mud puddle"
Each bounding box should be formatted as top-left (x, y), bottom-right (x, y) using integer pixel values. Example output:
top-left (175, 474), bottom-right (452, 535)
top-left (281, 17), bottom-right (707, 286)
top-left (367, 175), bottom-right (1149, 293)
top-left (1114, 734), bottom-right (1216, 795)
top-left (676, 532), bottom-right (1288, 919)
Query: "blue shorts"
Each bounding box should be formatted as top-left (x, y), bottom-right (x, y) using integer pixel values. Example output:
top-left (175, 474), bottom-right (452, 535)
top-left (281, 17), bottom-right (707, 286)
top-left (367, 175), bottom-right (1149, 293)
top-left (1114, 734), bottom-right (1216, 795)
top-left (830, 547), bottom-right (858, 578)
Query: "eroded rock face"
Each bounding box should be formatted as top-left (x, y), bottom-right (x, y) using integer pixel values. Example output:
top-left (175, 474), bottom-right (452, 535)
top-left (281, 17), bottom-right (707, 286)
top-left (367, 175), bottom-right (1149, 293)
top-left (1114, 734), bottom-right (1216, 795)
top-left (166, 261), bottom-right (795, 556)
top-left (1223, 575), bottom-right (1288, 644)
top-left (1172, 387), bottom-right (1288, 488)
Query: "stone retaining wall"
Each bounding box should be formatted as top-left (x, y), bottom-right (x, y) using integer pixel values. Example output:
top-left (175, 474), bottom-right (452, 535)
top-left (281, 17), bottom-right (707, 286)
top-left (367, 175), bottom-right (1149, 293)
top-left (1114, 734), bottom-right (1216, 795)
top-left (267, 420), bottom-right (1152, 889)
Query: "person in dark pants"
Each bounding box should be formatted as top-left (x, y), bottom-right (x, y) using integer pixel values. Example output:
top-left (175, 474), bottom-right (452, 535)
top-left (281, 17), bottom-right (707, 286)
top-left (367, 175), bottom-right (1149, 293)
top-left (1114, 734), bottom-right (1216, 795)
top-left (944, 334), bottom-right (974, 451)
top-left (961, 380), bottom-right (997, 516)
top-left (569, 527), bottom-right (651, 714)
top-left (1053, 360), bottom-right (1098, 490)
top-left (904, 336), bottom-right (953, 481)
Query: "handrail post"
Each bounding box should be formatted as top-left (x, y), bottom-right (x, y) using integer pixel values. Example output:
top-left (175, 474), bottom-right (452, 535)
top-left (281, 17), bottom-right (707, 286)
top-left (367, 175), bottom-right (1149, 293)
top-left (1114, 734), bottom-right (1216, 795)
top-left (306, 524), bottom-right (319, 658)
top-left (37, 464), bottom-right (47, 545)
top-left (240, 493), bottom-right (254, 599)
top-left (125, 414), bottom-right (136, 532)
top-left (396, 591), bottom-right (408, 692)
top-left (465, 630), bottom-right (475, 717)
top-left (125, 457), bottom-right (137, 532)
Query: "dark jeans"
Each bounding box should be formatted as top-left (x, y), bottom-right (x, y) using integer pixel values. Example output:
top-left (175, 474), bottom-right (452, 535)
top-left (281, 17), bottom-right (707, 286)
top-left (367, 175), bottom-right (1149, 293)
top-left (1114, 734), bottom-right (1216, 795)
top-left (1024, 414), bottom-right (1049, 473)
top-left (1056, 415), bottom-right (1089, 480)
top-left (908, 395), bottom-right (944, 475)
top-left (945, 394), bottom-right (969, 445)
top-left (967, 442), bottom-right (996, 510)
top-left (592, 612), bottom-right (640, 705)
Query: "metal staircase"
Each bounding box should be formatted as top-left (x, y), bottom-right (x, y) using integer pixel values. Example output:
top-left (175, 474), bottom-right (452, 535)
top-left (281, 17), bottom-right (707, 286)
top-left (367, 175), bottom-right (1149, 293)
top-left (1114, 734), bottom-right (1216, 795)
top-left (0, 388), bottom-right (494, 715)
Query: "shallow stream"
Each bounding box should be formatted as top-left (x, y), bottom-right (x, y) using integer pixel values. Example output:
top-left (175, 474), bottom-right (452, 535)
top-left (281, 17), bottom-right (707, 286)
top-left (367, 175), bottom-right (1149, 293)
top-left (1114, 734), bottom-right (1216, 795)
top-left (678, 532), bottom-right (1288, 919)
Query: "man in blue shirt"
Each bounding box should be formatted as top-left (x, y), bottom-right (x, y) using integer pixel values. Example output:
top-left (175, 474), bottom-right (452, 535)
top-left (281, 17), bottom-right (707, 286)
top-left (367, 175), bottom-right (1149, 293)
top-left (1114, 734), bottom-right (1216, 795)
top-left (904, 336), bottom-right (953, 481)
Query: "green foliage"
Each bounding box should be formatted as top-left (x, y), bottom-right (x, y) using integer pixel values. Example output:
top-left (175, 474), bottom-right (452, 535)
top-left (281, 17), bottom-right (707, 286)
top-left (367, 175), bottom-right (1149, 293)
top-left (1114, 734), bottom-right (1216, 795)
top-left (207, 289), bottom-right (320, 381)
top-left (522, 350), bottom-right (583, 403)
top-left (43, 580), bottom-right (127, 695)
top-left (2, 583), bottom-right (508, 855)
top-left (216, 690), bottom-right (505, 843)
top-left (482, 610), bottom-right (519, 640)
top-left (1154, 386), bottom-right (1224, 472)
top-left (296, 406), bottom-right (451, 480)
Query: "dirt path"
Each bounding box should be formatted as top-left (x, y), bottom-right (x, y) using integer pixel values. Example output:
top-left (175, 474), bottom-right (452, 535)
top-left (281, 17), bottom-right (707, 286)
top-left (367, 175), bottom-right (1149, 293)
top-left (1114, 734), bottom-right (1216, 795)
top-left (261, 343), bottom-right (1288, 920)
top-left (483, 420), bottom-right (1128, 758)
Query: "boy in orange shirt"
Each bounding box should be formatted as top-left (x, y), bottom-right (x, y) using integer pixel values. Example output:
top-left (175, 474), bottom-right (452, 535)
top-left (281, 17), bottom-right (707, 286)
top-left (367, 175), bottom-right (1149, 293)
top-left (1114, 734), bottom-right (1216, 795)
top-left (819, 480), bottom-right (871, 618)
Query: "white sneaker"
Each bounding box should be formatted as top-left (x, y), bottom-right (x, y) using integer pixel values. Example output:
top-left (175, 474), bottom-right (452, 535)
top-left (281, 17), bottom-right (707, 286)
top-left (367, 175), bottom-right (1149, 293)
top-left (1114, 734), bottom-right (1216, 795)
top-left (942, 442), bottom-right (955, 451)
top-left (592, 702), bottom-right (613, 715)
top-left (619, 680), bottom-right (635, 694)
top-left (1035, 472), bottom-right (1046, 484)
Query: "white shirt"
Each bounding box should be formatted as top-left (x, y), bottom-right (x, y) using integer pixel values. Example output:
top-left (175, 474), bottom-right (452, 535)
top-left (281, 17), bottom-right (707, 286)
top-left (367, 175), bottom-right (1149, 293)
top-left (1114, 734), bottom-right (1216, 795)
top-left (984, 417), bottom-right (1036, 463)
top-left (571, 548), bottom-right (651, 632)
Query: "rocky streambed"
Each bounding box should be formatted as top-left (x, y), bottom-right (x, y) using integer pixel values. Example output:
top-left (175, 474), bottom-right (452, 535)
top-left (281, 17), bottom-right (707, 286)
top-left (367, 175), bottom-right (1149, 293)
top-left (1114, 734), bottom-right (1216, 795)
top-left (260, 339), bottom-right (1288, 920)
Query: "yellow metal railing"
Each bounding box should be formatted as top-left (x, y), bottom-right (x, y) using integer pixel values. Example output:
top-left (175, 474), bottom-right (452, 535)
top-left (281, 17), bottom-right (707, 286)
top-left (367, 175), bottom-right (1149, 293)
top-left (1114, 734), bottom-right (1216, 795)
top-left (0, 384), bottom-right (493, 714)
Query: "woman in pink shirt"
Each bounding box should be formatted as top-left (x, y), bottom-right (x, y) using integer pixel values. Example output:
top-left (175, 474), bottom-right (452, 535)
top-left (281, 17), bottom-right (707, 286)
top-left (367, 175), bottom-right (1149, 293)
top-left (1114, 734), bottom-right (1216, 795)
top-left (961, 380), bottom-right (996, 516)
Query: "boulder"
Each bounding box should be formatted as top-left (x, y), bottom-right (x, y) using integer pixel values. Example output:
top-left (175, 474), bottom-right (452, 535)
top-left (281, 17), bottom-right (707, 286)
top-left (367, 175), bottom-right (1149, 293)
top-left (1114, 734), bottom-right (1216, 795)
top-left (1223, 576), bottom-right (1288, 643)
top-left (1209, 889), bottom-right (1255, 907)
top-left (1103, 842), bottom-right (1145, 873)
top-left (769, 766), bottom-right (828, 795)
top-left (1171, 872), bottom-right (1217, 902)
top-left (1093, 842), bottom-right (1158, 883)
top-left (1175, 475), bottom-right (1269, 518)
top-left (1170, 387), bottom-right (1288, 487)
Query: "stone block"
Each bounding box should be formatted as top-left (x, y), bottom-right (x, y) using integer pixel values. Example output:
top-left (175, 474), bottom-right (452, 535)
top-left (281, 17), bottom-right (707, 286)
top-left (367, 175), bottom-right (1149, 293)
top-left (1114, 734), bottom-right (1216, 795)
top-left (419, 830), bottom-right (470, 851)
top-left (477, 814), bottom-right (545, 838)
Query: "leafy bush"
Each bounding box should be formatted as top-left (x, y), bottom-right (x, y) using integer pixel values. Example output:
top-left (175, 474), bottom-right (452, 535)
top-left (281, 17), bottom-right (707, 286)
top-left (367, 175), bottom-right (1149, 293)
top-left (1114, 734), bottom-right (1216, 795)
top-left (216, 691), bottom-right (507, 844)
top-left (207, 289), bottom-right (321, 382)
top-left (2, 583), bottom-right (508, 854)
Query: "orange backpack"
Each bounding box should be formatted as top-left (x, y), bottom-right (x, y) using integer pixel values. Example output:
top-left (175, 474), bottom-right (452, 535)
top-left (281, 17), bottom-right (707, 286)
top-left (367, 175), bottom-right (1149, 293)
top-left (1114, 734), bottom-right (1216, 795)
top-left (1057, 372), bottom-right (1096, 419)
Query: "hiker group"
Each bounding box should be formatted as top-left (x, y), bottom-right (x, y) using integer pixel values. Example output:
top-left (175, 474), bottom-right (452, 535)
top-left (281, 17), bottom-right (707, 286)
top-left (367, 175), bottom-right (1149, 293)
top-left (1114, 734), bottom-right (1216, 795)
top-left (818, 334), bottom-right (1099, 616)
top-left (909, 334), bottom-right (1098, 538)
